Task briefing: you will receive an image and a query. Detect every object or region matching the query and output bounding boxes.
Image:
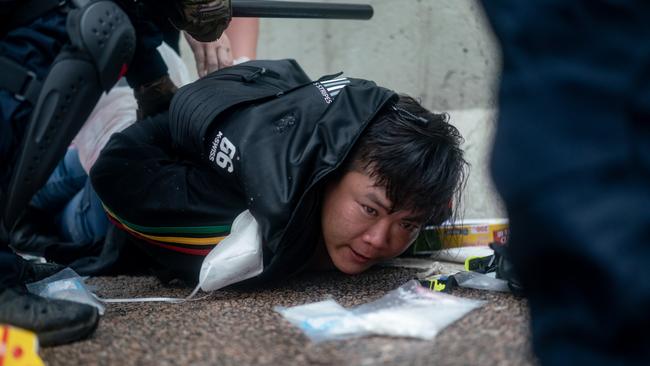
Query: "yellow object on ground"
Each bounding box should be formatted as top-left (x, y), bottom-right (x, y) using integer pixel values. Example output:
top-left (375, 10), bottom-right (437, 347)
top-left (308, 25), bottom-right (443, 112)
top-left (0, 325), bottom-right (44, 366)
top-left (411, 218), bottom-right (509, 255)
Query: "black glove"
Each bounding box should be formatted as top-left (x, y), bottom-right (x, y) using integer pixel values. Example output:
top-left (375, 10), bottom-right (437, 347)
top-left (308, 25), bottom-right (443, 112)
top-left (167, 0), bottom-right (232, 42)
top-left (134, 74), bottom-right (178, 120)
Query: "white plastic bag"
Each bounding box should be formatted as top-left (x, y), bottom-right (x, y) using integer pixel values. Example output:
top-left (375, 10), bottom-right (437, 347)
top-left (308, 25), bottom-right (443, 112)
top-left (198, 210), bottom-right (264, 292)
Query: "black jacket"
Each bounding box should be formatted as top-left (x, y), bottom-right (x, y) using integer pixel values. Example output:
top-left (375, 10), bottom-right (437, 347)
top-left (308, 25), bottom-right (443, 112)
top-left (91, 59), bottom-right (396, 282)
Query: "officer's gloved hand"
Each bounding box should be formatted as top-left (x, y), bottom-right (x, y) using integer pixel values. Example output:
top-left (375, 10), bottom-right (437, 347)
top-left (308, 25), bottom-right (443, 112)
top-left (168, 0), bottom-right (232, 42)
top-left (134, 74), bottom-right (178, 120)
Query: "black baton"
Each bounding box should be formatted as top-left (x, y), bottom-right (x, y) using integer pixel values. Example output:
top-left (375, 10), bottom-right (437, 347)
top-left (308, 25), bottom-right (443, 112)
top-left (232, 0), bottom-right (373, 20)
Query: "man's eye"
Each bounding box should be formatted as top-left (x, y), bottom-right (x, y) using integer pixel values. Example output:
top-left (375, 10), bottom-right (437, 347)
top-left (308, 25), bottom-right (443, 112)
top-left (362, 205), bottom-right (377, 216)
top-left (401, 222), bottom-right (419, 232)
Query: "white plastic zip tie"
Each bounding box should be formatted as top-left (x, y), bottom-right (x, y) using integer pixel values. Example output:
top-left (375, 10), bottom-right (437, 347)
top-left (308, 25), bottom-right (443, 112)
top-left (94, 283), bottom-right (208, 304)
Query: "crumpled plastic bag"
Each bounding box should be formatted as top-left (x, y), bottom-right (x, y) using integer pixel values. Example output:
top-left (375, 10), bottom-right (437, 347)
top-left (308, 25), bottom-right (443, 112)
top-left (275, 280), bottom-right (484, 342)
top-left (274, 299), bottom-right (370, 342)
top-left (453, 271), bottom-right (510, 292)
top-left (26, 268), bottom-right (105, 315)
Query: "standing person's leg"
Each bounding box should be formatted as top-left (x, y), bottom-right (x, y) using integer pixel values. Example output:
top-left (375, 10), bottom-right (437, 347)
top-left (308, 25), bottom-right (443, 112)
top-left (0, 9), bottom-right (100, 347)
top-left (481, 1), bottom-right (650, 364)
top-left (0, 9), bottom-right (68, 286)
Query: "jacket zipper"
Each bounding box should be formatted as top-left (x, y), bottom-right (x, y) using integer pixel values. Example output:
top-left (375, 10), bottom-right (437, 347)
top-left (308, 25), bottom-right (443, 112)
top-left (208, 66), bottom-right (285, 95)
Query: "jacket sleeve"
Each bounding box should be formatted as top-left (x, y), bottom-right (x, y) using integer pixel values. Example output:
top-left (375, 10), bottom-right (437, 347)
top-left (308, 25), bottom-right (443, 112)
top-left (90, 113), bottom-right (247, 255)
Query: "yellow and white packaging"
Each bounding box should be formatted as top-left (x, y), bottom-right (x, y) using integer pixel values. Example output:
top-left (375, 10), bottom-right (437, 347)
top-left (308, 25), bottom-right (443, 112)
top-left (412, 219), bottom-right (509, 263)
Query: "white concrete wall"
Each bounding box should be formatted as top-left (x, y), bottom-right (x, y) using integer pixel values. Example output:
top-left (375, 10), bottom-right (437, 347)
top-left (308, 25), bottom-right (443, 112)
top-left (180, 0), bottom-right (505, 219)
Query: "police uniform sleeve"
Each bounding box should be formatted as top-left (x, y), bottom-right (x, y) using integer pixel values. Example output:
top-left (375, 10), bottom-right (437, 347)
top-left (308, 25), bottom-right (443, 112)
top-left (0, 1), bottom-right (19, 25)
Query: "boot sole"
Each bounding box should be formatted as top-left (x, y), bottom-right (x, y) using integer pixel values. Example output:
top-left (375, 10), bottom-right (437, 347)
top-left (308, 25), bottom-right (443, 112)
top-left (37, 309), bottom-right (100, 347)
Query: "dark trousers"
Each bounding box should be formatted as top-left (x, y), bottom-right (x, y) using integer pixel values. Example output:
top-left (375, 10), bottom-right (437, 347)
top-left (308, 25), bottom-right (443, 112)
top-left (481, 1), bottom-right (650, 364)
top-left (0, 248), bottom-right (24, 286)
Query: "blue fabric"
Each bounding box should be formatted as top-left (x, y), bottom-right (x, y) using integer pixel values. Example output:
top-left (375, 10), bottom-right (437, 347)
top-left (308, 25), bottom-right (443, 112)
top-left (31, 148), bottom-right (88, 211)
top-left (31, 148), bottom-right (109, 245)
top-left (481, 1), bottom-right (650, 365)
top-left (58, 177), bottom-right (109, 244)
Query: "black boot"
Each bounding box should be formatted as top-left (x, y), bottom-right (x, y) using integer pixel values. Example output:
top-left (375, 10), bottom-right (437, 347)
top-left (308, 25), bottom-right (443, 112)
top-left (0, 286), bottom-right (99, 347)
top-left (8, 205), bottom-right (60, 256)
top-left (491, 243), bottom-right (525, 296)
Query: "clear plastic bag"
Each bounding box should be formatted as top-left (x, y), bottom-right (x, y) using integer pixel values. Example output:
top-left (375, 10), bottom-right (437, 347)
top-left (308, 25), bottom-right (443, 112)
top-left (26, 268), bottom-right (106, 315)
top-left (275, 299), bottom-right (368, 342)
top-left (275, 280), bottom-right (484, 342)
top-left (453, 271), bottom-right (510, 292)
top-left (352, 280), bottom-right (484, 339)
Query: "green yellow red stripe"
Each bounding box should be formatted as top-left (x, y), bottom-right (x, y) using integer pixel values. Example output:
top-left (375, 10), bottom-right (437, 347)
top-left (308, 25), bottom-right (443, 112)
top-left (108, 216), bottom-right (213, 256)
top-left (102, 203), bottom-right (231, 254)
top-left (102, 204), bottom-right (231, 235)
top-left (114, 215), bottom-right (226, 245)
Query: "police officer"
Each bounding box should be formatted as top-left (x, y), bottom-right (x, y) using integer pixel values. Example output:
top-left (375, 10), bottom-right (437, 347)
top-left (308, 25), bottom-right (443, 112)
top-left (0, 1), bottom-right (103, 346)
top-left (481, 1), bottom-right (650, 364)
top-left (0, 0), bottom-right (231, 346)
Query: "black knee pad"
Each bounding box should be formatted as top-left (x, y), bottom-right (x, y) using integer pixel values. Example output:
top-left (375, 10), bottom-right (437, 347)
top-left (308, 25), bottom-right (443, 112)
top-left (66, 0), bottom-right (135, 90)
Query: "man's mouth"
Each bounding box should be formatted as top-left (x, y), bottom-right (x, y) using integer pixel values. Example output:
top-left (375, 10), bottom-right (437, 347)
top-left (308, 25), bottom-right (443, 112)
top-left (349, 247), bottom-right (371, 264)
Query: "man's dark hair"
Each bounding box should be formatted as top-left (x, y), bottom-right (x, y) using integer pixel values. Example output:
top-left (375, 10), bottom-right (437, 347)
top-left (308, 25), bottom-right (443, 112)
top-left (346, 95), bottom-right (468, 225)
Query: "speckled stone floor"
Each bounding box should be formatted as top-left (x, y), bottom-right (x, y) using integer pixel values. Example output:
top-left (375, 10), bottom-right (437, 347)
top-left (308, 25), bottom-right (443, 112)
top-left (40, 267), bottom-right (537, 366)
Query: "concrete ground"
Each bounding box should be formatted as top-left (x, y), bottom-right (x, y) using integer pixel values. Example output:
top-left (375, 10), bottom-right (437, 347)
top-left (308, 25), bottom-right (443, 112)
top-left (41, 266), bottom-right (536, 366)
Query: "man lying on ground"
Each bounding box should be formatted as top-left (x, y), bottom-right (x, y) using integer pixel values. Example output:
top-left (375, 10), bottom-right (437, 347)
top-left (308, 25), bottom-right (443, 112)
top-left (90, 59), bottom-right (468, 284)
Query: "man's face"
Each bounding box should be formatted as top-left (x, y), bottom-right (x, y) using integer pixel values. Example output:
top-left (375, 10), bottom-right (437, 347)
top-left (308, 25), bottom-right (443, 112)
top-left (321, 170), bottom-right (423, 274)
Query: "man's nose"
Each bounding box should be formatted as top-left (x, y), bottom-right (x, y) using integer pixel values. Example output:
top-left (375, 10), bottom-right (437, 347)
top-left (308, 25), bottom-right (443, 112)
top-left (362, 219), bottom-right (391, 249)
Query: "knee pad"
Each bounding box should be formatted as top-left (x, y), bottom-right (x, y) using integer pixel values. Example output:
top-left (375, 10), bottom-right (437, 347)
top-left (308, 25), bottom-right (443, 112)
top-left (66, 0), bottom-right (135, 91)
